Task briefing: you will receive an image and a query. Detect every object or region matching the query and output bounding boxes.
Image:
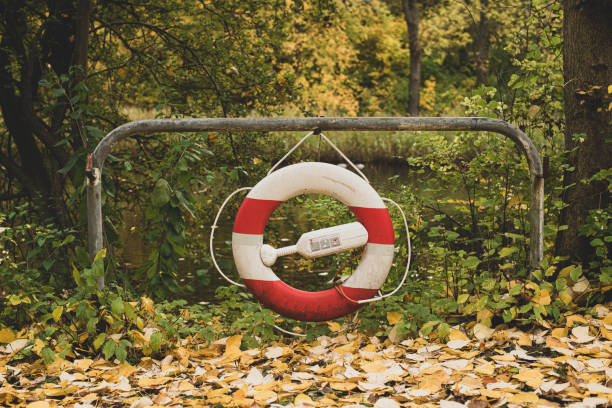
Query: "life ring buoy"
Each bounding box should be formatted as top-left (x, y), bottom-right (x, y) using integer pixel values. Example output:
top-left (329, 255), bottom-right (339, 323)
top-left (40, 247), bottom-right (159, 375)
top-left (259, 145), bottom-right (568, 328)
top-left (232, 162), bottom-right (394, 322)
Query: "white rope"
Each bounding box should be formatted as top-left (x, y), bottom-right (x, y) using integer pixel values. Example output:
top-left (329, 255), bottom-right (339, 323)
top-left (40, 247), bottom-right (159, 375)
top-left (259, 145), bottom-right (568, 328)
top-left (267, 131), bottom-right (314, 175)
top-left (267, 131), bottom-right (369, 183)
top-left (209, 187), bottom-right (252, 287)
top-left (356, 197), bottom-right (412, 304)
top-left (319, 133), bottom-right (369, 183)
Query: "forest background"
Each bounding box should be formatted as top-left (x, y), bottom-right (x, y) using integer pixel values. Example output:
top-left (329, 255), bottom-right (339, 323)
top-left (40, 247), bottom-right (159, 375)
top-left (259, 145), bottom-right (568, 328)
top-left (0, 0), bottom-right (611, 364)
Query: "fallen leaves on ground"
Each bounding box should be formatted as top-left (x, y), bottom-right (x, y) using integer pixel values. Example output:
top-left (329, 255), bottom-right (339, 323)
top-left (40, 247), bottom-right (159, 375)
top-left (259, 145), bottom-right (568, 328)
top-left (1, 306), bottom-right (612, 407)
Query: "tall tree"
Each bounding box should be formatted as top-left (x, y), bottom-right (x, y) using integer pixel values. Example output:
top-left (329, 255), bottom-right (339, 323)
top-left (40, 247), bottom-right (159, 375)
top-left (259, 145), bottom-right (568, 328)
top-left (0, 0), bottom-right (91, 227)
top-left (0, 0), bottom-right (292, 227)
top-left (556, 0), bottom-right (612, 263)
top-left (473, 0), bottom-right (489, 85)
top-left (401, 0), bottom-right (421, 116)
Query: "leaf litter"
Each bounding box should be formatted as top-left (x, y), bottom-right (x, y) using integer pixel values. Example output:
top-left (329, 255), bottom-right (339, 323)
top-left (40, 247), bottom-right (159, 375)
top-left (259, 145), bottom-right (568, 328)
top-left (1, 306), bottom-right (611, 407)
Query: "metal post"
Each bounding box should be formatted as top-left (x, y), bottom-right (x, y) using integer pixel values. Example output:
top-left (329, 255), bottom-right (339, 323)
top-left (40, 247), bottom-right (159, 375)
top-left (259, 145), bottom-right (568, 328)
top-left (87, 117), bottom-right (544, 289)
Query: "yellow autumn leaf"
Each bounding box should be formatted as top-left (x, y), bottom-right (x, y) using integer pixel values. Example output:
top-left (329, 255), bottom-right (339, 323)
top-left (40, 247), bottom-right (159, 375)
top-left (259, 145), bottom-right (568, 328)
top-left (513, 368), bottom-right (545, 388)
top-left (532, 289), bottom-right (551, 305)
top-left (0, 328), bottom-right (15, 343)
top-left (26, 402), bottom-right (51, 408)
top-left (254, 390), bottom-right (277, 404)
top-left (220, 334), bottom-right (243, 363)
top-left (52, 305), bottom-right (63, 322)
top-left (327, 321), bottom-right (342, 332)
top-left (294, 393), bottom-right (315, 406)
top-left (253, 157), bottom-right (262, 164)
top-left (601, 326), bottom-right (612, 341)
top-left (566, 314), bottom-right (589, 327)
top-left (330, 382), bottom-right (358, 391)
top-left (225, 334), bottom-right (242, 355)
top-left (448, 329), bottom-right (469, 341)
top-left (517, 334), bottom-right (532, 347)
top-left (474, 361), bottom-right (495, 375)
top-left (387, 311), bottom-right (402, 325)
top-left (477, 307), bottom-right (493, 322)
top-left (551, 327), bottom-right (567, 338)
top-left (137, 377), bottom-right (173, 387)
top-left (559, 289), bottom-right (573, 305)
top-left (507, 392), bottom-right (539, 404)
top-left (140, 297), bottom-right (155, 317)
top-left (206, 387), bottom-right (230, 398)
top-left (32, 338), bottom-right (45, 355)
top-left (473, 323), bottom-right (494, 341)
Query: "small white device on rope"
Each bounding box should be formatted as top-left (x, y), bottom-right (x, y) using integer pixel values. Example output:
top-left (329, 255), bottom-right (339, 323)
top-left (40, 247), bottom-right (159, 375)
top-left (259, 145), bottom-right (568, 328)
top-left (210, 130), bottom-right (411, 329)
top-left (260, 222), bottom-right (368, 267)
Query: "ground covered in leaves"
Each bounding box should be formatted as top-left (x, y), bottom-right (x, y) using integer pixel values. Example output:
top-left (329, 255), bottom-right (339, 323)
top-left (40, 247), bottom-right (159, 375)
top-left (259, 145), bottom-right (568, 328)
top-left (1, 306), bottom-right (612, 408)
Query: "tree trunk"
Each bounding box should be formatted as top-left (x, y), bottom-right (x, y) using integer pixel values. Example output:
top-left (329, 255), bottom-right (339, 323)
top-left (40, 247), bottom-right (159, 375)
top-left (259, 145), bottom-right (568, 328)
top-left (402, 0), bottom-right (421, 116)
top-left (556, 0), bottom-right (612, 263)
top-left (0, 0), bottom-right (88, 228)
top-left (475, 0), bottom-right (489, 85)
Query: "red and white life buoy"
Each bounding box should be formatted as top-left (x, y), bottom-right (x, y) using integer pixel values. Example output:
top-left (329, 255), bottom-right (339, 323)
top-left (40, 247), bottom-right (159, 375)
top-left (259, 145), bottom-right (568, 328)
top-left (232, 162), bottom-right (394, 322)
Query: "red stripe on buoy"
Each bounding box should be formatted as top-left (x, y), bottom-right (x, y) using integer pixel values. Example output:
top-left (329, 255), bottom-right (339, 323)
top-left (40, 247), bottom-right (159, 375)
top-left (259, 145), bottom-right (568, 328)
top-left (243, 279), bottom-right (376, 322)
top-left (233, 198), bottom-right (282, 234)
top-left (349, 207), bottom-right (394, 245)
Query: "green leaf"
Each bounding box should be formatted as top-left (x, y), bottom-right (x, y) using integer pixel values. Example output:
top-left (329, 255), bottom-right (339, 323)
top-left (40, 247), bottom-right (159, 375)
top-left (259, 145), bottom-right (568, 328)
top-left (85, 126), bottom-right (105, 140)
top-left (570, 266), bottom-right (582, 282)
top-left (499, 246), bottom-right (518, 258)
top-left (93, 333), bottom-right (106, 350)
top-left (115, 346), bottom-right (128, 362)
top-left (532, 269), bottom-right (543, 281)
top-left (457, 294), bottom-right (469, 304)
top-left (436, 322), bottom-right (450, 339)
top-left (94, 248), bottom-right (106, 263)
top-left (150, 332), bottom-right (162, 353)
top-left (52, 87), bottom-right (66, 97)
top-left (72, 264), bottom-right (83, 288)
top-left (509, 284), bottom-right (522, 296)
top-left (477, 296), bottom-right (489, 309)
top-left (464, 256), bottom-right (481, 269)
top-left (86, 317), bottom-right (98, 335)
top-left (151, 178), bottom-right (172, 207)
top-left (102, 340), bottom-right (116, 360)
top-left (58, 154), bottom-right (79, 175)
top-left (42, 347), bottom-right (55, 364)
top-left (555, 278), bottom-right (567, 292)
top-left (111, 297), bottom-right (125, 315)
top-left (482, 279), bottom-right (497, 291)
top-left (444, 231), bottom-right (460, 241)
top-left (420, 320), bottom-right (438, 336)
top-left (590, 238), bottom-right (604, 247)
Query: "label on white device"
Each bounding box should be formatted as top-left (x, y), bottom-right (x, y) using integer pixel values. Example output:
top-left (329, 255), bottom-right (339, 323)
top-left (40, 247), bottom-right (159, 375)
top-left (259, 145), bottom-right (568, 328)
top-left (298, 222), bottom-right (367, 259)
top-left (310, 234), bottom-right (341, 252)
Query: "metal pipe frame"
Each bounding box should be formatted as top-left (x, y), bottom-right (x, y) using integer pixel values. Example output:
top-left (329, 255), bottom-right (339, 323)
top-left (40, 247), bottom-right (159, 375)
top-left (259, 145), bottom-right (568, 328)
top-left (88, 117), bottom-right (544, 290)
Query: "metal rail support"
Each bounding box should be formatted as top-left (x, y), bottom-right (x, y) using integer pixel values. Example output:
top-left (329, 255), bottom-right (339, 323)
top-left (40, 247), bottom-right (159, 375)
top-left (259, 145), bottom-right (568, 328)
top-left (88, 117), bottom-right (544, 290)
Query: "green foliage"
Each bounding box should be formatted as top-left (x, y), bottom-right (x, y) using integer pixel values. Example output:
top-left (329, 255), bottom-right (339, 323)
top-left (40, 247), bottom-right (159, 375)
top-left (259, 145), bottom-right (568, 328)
top-left (0, 204), bottom-right (85, 327)
top-left (578, 167), bottom-right (612, 286)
